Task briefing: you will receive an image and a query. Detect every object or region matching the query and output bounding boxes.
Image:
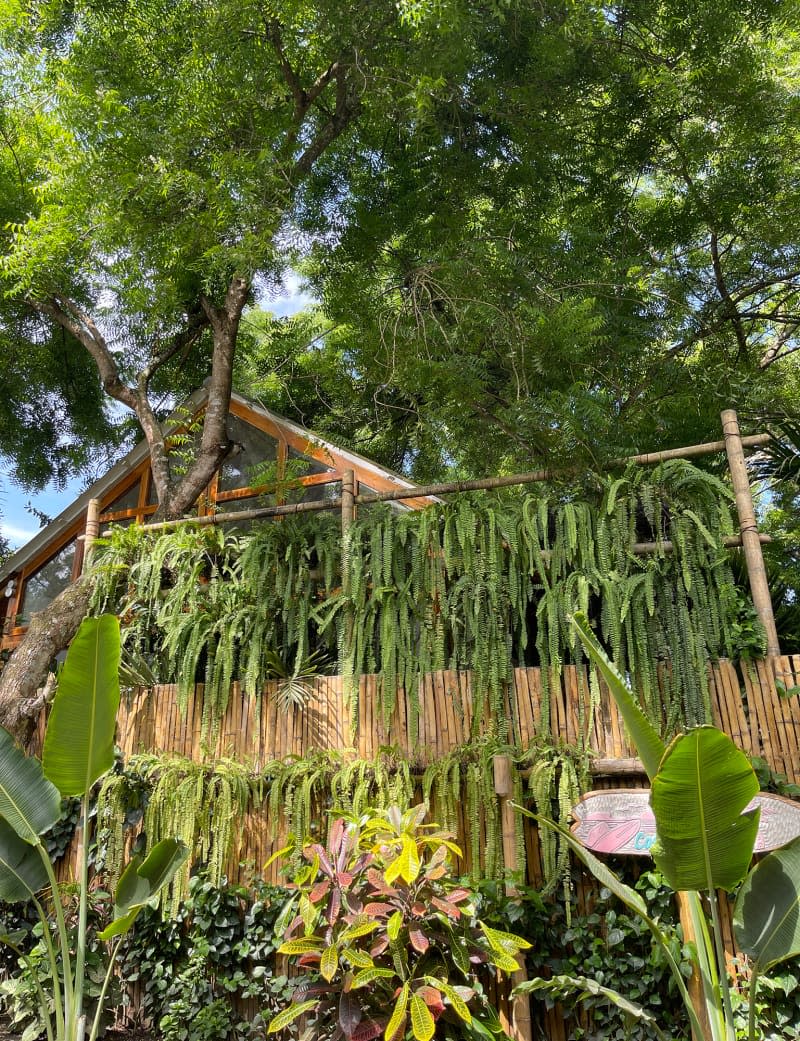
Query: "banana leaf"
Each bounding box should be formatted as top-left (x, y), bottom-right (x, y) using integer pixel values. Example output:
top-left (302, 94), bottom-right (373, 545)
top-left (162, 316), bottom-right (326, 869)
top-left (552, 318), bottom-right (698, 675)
top-left (43, 615), bottom-right (121, 797)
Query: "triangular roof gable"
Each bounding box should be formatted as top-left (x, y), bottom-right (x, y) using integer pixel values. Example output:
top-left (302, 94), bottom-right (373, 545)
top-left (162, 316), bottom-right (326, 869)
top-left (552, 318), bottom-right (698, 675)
top-left (0, 389), bottom-right (432, 588)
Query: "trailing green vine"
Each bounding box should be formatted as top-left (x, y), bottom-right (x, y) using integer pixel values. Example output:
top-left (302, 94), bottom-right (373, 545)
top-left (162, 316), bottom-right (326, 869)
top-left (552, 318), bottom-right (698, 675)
top-left (90, 459), bottom-right (742, 738)
top-left (262, 746), bottom-right (415, 849)
top-left (96, 754), bottom-right (261, 916)
top-left (94, 740), bottom-right (587, 899)
top-left (523, 740), bottom-right (589, 902)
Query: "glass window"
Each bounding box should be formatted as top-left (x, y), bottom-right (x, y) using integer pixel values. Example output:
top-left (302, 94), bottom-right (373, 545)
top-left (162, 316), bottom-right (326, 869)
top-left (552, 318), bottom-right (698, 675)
top-left (287, 445), bottom-right (333, 478)
top-left (214, 494), bottom-right (275, 534)
top-left (19, 541), bottom-right (77, 621)
top-left (358, 484), bottom-right (410, 513)
top-left (286, 480), bottom-right (342, 505)
top-left (103, 481), bottom-right (140, 515)
top-left (219, 415), bottom-right (279, 491)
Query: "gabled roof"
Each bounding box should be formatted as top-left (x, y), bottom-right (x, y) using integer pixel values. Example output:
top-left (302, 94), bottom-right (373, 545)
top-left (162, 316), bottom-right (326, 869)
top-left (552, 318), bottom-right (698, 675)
top-left (0, 387), bottom-right (431, 586)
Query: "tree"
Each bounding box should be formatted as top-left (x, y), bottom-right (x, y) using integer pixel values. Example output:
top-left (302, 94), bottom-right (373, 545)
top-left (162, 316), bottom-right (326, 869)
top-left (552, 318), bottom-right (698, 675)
top-left (275, 0), bottom-right (800, 477)
top-left (0, 0), bottom-right (541, 729)
top-left (1, 0), bottom-right (799, 729)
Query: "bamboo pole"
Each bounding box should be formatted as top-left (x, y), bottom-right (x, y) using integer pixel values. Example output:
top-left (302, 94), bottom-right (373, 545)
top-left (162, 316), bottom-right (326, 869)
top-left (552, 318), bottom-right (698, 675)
top-left (341, 469), bottom-right (355, 535)
top-left (721, 410), bottom-right (780, 657)
top-left (493, 754), bottom-right (534, 1041)
top-left (118, 432), bottom-right (771, 534)
top-left (82, 498), bottom-right (101, 572)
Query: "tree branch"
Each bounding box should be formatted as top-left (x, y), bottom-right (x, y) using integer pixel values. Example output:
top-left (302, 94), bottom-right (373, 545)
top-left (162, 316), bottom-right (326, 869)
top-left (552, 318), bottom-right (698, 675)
top-left (30, 295), bottom-right (138, 410)
top-left (710, 231), bottom-right (749, 358)
top-left (265, 20), bottom-right (308, 120)
top-left (164, 276), bottom-right (251, 518)
top-left (141, 304), bottom-right (210, 387)
top-left (293, 66), bottom-right (360, 178)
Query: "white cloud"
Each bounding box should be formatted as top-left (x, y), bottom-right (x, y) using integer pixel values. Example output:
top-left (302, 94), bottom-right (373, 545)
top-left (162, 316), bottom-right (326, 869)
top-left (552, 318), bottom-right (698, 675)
top-left (1, 523), bottom-right (39, 549)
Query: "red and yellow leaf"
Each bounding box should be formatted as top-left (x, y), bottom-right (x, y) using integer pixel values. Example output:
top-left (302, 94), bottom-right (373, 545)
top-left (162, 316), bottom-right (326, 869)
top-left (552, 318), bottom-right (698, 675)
top-left (409, 928), bottom-right (429, 954)
top-left (384, 983), bottom-right (409, 1041)
top-left (267, 999), bottom-right (318, 1034)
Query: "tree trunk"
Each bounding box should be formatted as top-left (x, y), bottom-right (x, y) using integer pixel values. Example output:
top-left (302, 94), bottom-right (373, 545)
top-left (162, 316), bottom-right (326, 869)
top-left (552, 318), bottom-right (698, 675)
top-left (0, 575), bottom-right (94, 745)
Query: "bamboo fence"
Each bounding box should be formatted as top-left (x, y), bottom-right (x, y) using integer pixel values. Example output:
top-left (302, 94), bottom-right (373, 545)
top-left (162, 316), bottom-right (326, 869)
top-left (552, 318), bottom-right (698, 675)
top-left (91, 656), bottom-right (800, 784)
top-left (37, 652), bottom-right (800, 1040)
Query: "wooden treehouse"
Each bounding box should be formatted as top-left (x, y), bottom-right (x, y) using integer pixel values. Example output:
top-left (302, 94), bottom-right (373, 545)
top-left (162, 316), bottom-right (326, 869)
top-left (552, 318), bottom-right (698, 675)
top-left (3, 399), bottom-right (798, 1041)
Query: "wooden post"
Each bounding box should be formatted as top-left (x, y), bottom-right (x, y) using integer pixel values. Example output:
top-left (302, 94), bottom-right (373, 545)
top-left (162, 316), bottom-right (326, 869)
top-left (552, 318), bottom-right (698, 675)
top-left (721, 410), bottom-right (780, 657)
top-left (340, 470), bottom-right (357, 731)
top-left (341, 469), bottom-right (355, 536)
top-left (82, 498), bottom-right (101, 573)
top-left (493, 754), bottom-right (534, 1041)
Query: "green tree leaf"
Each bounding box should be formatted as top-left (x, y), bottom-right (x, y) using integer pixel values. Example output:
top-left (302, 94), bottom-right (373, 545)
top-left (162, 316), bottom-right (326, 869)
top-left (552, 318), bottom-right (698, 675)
top-left (99, 838), bottom-right (189, 940)
top-left (0, 728), bottom-right (60, 844)
top-left (42, 615), bottom-right (121, 797)
top-left (651, 727), bottom-right (759, 892)
top-left (734, 834), bottom-right (800, 973)
top-left (0, 818), bottom-right (48, 903)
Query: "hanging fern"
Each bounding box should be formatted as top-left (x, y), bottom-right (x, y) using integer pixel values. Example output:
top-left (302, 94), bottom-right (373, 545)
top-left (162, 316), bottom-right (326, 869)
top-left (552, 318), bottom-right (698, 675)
top-left (261, 747), bottom-right (416, 850)
top-left (521, 740), bottom-right (589, 905)
top-left (94, 753), bottom-right (263, 916)
top-left (90, 459), bottom-right (743, 738)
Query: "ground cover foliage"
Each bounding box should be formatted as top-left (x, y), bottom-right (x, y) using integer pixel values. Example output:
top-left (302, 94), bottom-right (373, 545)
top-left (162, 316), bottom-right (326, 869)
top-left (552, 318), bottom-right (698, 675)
top-left (90, 460), bottom-right (756, 740)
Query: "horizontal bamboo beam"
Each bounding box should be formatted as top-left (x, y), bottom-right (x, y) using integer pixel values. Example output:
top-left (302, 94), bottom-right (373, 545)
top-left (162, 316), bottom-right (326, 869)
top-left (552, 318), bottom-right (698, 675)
top-left (119, 431), bottom-right (771, 535)
top-left (353, 433), bottom-right (772, 507)
top-left (589, 757), bottom-right (646, 776)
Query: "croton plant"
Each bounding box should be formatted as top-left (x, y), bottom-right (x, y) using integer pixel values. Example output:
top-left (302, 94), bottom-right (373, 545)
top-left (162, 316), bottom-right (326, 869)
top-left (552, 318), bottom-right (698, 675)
top-left (267, 805), bottom-right (530, 1041)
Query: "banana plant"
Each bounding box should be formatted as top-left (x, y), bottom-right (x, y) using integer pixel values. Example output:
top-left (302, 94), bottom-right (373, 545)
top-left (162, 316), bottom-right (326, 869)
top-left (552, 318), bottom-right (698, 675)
top-left (0, 614), bottom-right (187, 1041)
top-left (514, 611), bottom-right (800, 1041)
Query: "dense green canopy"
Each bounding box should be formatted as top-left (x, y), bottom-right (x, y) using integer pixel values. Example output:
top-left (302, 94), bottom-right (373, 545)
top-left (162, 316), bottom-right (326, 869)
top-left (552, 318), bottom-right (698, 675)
top-left (243, 1), bottom-right (800, 478)
top-left (0, 0), bottom-right (799, 493)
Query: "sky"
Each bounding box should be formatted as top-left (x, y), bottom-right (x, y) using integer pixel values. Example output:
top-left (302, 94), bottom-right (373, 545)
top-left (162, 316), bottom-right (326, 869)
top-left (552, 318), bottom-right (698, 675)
top-left (0, 275), bottom-right (314, 552)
